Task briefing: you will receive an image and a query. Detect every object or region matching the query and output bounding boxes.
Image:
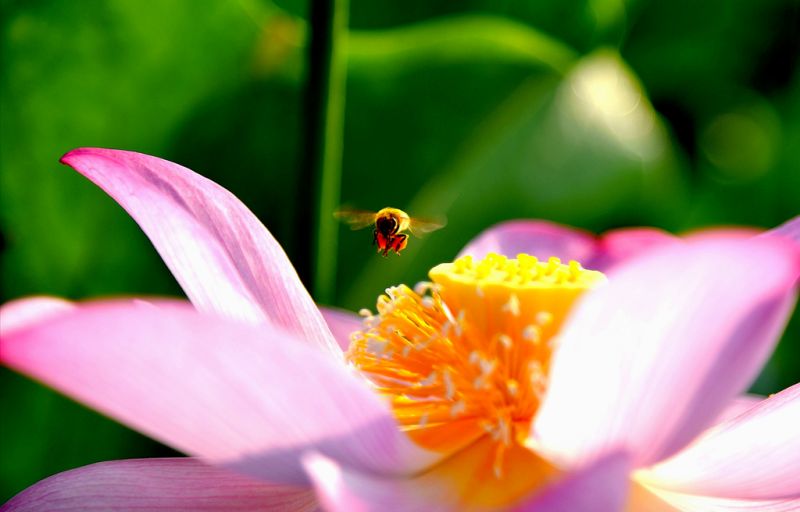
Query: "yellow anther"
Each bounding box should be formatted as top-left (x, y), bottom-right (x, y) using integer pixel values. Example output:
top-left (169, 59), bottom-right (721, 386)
top-left (476, 260), bottom-right (493, 278)
top-left (517, 253), bottom-right (538, 269)
top-left (553, 266), bottom-right (570, 283)
top-left (503, 261), bottom-right (520, 281)
top-left (454, 255), bottom-right (473, 273)
top-left (569, 260), bottom-right (583, 279)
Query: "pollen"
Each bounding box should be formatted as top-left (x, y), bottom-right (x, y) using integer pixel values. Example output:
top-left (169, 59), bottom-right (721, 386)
top-left (346, 252), bottom-right (605, 478)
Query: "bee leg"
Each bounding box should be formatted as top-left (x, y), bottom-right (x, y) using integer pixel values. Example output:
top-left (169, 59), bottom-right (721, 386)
top-left (392, 234), bottom-right (408, 255)
top-left (372, 229), bottom-right (378, 246)
top-left (375, 232), bottom-right (389, 256)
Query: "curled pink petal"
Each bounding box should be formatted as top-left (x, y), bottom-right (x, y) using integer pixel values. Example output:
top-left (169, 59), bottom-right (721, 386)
top-left (457, 220), bottom-right (597, 263)
top-left (642, 382), bottom-right (800, 500)
top-left (320, 307), bottom-right (362, 351)
top-left (60, 148), bottom-right (339, 357)
top-left (0, 296), bottom-right (75, 337)
top-left (532, 237), bottom-right (800, 469)
top-left (1, 458), bottom-right (316, 512)
top-left (512, 452), bottom-right (631, 512)
top-left (0, 299), bottom-right (438, 484)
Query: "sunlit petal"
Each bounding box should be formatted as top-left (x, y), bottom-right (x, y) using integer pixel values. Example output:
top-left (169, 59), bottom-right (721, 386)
top-left (320, 307), bottom-right (362, 351)
top-left (60, 148), bottom-right (339, 357)
top-left (0, 299), bottom-right (438, 484)
top-left (0, 296), bottom-right (75, 336)
top-left (532, 237), bottom-right (800, 469)
top-left (714, 395), bottom-right (762, 424)
top-left (642, 383), bottom-right (800, 500)
top-left (642, 487), bottom-right (799, 512)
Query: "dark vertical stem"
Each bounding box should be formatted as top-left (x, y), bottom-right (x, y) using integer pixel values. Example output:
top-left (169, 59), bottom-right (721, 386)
top-left (298, 0), bottom-right (348, 304)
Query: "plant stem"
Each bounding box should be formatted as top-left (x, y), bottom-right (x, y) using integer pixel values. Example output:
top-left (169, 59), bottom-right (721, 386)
top-left (300, 0), bottom-right (348, 304)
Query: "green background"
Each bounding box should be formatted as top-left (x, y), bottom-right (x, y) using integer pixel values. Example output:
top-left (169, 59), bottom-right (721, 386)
top-left (1, 0), bottom-right (798, 501)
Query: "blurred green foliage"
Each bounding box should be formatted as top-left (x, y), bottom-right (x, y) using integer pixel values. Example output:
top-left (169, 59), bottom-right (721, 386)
top-left (1, 0), bottom-right (798, 502)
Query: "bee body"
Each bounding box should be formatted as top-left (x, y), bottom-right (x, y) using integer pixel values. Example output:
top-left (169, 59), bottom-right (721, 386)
top-left (335, 206), bottom-right (444, 257)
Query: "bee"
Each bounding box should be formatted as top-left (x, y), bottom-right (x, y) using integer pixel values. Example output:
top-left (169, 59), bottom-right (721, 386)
top-left (334, 207), bottom-right (445, 256)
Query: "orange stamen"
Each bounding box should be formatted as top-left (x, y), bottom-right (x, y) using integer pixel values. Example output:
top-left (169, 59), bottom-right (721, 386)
top-left (346, 253), bottom-right (606, 477)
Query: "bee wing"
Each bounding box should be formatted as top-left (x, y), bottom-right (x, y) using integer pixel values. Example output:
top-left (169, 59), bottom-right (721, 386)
top-left (334, 208), bottom-right (376, 230)
top-left (408, 215), bottom-right (446, 237)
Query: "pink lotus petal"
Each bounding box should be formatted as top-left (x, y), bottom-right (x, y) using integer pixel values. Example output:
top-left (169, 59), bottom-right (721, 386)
top-left (715, 395), bottom-right (762, 424)
top-left (590, 227), bottom-right (679, 271)
top-left (0, 299), bottom-right (438, 484)
top-left (532, 237), bottom-right (800, 469)
top-left (61, 148), bottom-right (339, 357)
top-left (457, 220), bottom-right (597, 263)
top-left (0, 296), bottom-right (75, 336)
top-left (512, 452), bottom-right (631, 512)
top-left (642, 382), bottom-right (800, 500)
top-left (457, 220), bottom-right (679, 273)
top-left (302, 453), bottom-right (458, 512)
top-left (763, 215), bottom-right (800, 245)
top-left (2, 458), bottom-right (316, 512)
top-left (642, 486), bottom-right (800, 512)
top-left (303, 437), bottom-right (560, 511)
top-left (320, 307), bottom-right (362, 351)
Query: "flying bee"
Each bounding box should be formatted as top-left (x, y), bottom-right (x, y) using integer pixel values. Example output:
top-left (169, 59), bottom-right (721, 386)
top-left (334, 207), bottom-right (445, 256)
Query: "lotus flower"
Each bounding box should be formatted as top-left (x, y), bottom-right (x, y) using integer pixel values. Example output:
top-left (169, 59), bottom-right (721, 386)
top-left (2, 148), bottom-right (800, 511)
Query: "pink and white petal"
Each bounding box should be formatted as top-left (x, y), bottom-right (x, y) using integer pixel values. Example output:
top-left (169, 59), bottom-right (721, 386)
top-left (590, 227), bottom-right (679, 271)
top-left (512, 452), bottom-right (631, 512)
top-left (2, 458), bottom-right (317, 512)
top-left (61, 148), bottom-right (339, 357)
top-left (0, 296), bottom-right (75, 336)
top-left (457, 220), bottom-right (597, 263)
top-left (319, 307), bottom-right (362, 351)
top-left (303, 437), bottom-right (560, 512)
top-left (531, 237), bottom-right (800, 470)
top-left (302, 453), bottom-right (458, 512)
top-left (764, 215), bottom-right (800, 245)
top-left (714, 395), bottom-right (762, 424)
top-left (641, 486), bottom-right (800, 512)
top-left (0, 299), bottom-right (439, 484)
top-left (641, 383), bottom-right (800, 500)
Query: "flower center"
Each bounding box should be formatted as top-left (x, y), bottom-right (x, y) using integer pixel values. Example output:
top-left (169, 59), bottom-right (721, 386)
top-left (346, 253), bottom-right (605, 477)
